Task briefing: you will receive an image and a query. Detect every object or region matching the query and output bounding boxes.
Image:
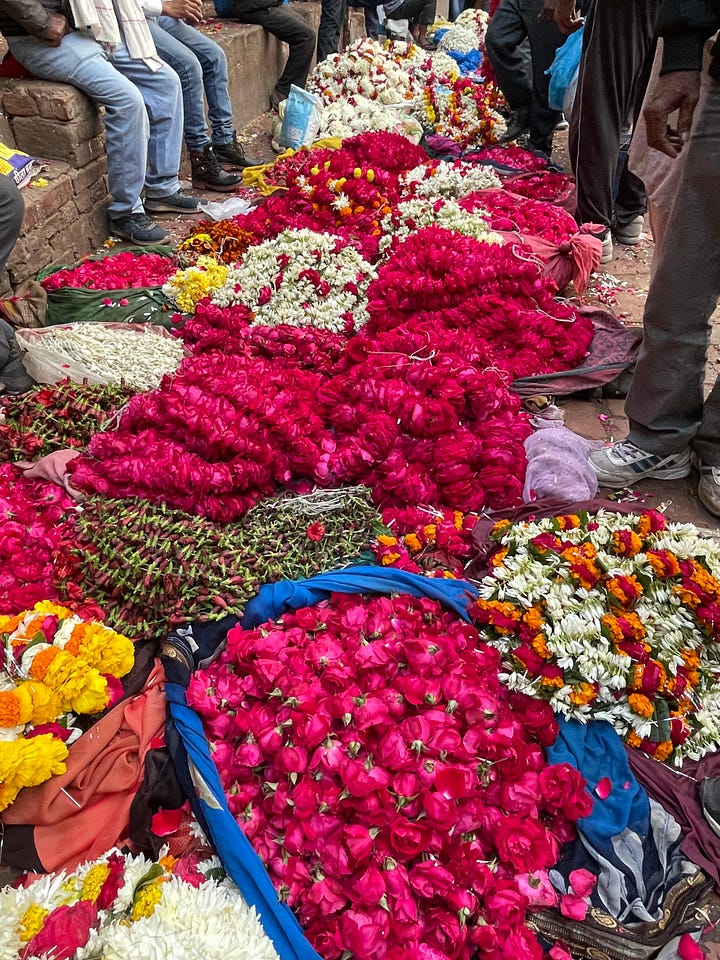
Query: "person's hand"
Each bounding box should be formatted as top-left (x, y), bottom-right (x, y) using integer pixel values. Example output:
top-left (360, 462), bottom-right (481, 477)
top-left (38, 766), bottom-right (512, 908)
top-left (16, 450), bottom-right (84, 500)
top-left (161, 0), bottom-right (203, 22)
top-left (644, 71), bottom-right (701, 157)
top-left (553, 0), bottom-right (583, 33)
top-left (39, 13), bottom-right (71, 45)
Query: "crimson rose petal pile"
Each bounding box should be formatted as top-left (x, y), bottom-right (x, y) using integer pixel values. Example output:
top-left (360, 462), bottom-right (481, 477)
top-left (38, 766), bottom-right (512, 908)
top-left (187, 592), bottom-right (592, 960)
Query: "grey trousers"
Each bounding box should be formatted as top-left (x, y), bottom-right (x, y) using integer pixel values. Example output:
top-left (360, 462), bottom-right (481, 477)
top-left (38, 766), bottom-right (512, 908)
top-left (626, 76), bottom-right (720, 465)
top-left (0, 175), bottom-right (23, 277)
top-left (569, 0), bottom-right (659, 228)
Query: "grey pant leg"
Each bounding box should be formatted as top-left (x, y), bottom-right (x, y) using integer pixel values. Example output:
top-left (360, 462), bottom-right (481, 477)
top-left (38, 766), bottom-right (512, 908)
top-left (626, 78), bottom-right (720, 462)
top-left (0, 176), bottom-right (24, 276)
top-left (317, 0), bottom-right (347, 62)
top-left (569, 0), bottom-right (659, 227)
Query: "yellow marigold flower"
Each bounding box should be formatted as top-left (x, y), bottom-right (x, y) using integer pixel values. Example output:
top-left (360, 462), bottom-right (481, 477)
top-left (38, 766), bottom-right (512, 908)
top-left (25, 681), bottom-right (61, 726)
top-left (453, 511), bottom-right (464, 531)
top-left (67, 622), bottom-right (134, 678)
top-left (0, 780), bottom-right (20, 811)
top-left (569, 682), bottom-right (597, 706)
top-left (492, 519), bottom-right (511, 534)
top-left (628, 692), bottom-right (654, 719)
top-left (33, 601), bottom-right (74, 618)
top-left (18, 904), bottom-right (49, 942)
top-left (80, 862), bottom-right (110, 902)
top-left (403, 534), bottom-right (423, 553)
top-left (131, 882), bottom-right (164, 921)
top-left (442, 571), bottom-right (457, 579)
top-left (423, 524), bottom-right (438, 542)
top-left (159, 854), bottom-right (176, 872)
top-left (540, 675), bottom-right (565, 689)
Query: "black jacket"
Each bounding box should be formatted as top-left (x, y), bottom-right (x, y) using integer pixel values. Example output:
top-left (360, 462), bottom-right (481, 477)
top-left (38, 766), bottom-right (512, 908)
top-left (0, 0), bottom-right (74, 37)
top-left (658, 0), bottom-right (720, 76)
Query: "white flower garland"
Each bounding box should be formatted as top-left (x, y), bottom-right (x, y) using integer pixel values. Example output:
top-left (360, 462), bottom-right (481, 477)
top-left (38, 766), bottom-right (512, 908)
top-left (308, 38), bottom-right (419, 106)
top-left (379, 196), bottom-right (500, 254)
top-left (400, 160), bottom-right (501, 200)
top-left (477, 510), bottom-right (720, 764)
top-left (319, 97), bottom-right (422, 141)
top-left (211, 229), bottom-right (377, 334)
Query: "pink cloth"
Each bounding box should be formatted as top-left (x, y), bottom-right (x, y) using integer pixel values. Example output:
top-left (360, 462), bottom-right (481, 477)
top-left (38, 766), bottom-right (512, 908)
top-left (2, 662), bottom-right (166, 873)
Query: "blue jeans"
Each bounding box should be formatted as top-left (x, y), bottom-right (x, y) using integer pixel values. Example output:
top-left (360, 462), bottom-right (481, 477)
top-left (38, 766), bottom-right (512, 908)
top-left (8, 30), bottom-right (183, 218)
top-left (149, 17), bottom-right (235, 152)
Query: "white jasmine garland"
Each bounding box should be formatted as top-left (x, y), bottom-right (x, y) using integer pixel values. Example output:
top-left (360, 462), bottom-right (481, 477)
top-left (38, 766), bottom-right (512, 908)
top-left (400, 160), bottom-right (501, 200)
top-left (378, 197), bottom-right (501, 254)
top-left (211, 229), bottom-right (376, 334)
top-left (437, 24), bottom-right (478, 55)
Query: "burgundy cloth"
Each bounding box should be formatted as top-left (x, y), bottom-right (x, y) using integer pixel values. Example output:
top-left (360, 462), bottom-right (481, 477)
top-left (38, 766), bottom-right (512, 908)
top-left (626, 748), bottom-right (720, 890)
top-left (0, 53), bottom-right (32, 78)
top-left (511, 307), bottom-right (642, 398)
top-left (495, 227), bottom-right (602, 295)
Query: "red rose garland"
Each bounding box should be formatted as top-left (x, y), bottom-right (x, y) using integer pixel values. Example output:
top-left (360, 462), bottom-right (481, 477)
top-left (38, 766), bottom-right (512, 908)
top-left (188, 592), bottom-right (592, 960)
top-left (460, 189), bottom-right (578, 244)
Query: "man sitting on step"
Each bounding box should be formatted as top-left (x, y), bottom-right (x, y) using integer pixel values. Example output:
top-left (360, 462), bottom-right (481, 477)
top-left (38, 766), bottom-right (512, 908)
top-left (212, 0), bottom-right (315, 112)
top-left (143, 0), bottom-right (261, 191)
top-left (0, 0), bottom-right (199, 244)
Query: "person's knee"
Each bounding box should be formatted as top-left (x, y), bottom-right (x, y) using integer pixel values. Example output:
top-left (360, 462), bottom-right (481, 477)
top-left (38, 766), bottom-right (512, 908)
top-left (6, 183), bottom-right (24, 235)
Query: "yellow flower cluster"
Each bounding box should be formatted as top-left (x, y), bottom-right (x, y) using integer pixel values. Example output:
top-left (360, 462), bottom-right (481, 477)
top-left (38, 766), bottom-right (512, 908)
top-left (0, 602), bottom-right (135, 812)
top-left (0, 734), bottom-right (69, 811)
top-left (163, 255), bottom-right (228, 313)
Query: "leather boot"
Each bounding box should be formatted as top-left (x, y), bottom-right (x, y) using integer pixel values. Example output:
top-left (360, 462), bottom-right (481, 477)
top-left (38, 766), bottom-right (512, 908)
top-left (190, 143), bottom-right (241, 192)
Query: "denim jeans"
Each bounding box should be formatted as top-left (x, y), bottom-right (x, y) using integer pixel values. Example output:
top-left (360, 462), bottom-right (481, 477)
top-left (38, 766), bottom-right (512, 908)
top-left (150, 17), bottom-right (235, 152)
top-left (8, 30), bottom-right (183, 217)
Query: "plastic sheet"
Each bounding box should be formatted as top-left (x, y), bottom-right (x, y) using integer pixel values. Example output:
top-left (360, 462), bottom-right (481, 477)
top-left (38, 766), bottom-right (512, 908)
top-left (522, 406), bottom-right (601, 502)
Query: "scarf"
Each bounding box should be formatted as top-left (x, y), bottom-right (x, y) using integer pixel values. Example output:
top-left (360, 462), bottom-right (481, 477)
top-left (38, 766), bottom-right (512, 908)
top-left (69, 0), bottom-right (163, 71)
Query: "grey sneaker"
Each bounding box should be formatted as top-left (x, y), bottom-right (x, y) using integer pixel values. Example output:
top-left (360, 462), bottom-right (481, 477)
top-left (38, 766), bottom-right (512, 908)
top-left (600, 230), bottom-right (613, 264)
top-left (691, 452), bottom-right (720, 517)
top-left (614, 215), bottom-right (644, 245)
top-left (589, 440), bottom-right (691, 487)
top-left (109, 213), bottom-right (171, 245)
top-left (144, 190), bottom-right (200, 214)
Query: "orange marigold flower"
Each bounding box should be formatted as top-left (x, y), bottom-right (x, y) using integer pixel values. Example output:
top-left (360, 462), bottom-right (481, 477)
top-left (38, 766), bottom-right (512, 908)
top-left (653, 741), bottom-right (674, 762)
top-left (628, 692), bottom-right (654, 719)
top-left (540, 675), bottom-right (565, 689)
top-left (524, 606), bottom-right (545, 633)
top-left (569, 682), bottom-right (597, 706)
top-left (531, 634), bottom-right (552, 660)
top-left (0, 691), bottom-right (23, 727)
top-left (611, 529), bottom-right (643, 557)
top-left (28, 646), bottom-right (61, 682)
top-left (626, 731), bottom-right (642, 748)
top-left (490, 548), bottom-right (508, 568)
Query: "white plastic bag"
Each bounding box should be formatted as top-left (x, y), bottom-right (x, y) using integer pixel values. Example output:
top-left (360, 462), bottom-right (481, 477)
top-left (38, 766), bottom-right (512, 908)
top-left (278, 85), bottom-right (323, 150)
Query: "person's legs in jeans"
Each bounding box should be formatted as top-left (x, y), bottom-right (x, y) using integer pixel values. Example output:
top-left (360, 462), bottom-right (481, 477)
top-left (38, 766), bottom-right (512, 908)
top-left (485, 0), bottom-right (532, 134)
top-left (521, 0), bottom-right (563, 155)
top-left (8, 31), bottom-right (151, 217)
top-left (0, 177), bottom-right (23, 276)
top-left (107, 43), bottom-right (184, 199)
top-left (317, 0), bottom-right (347, 62)
top-left (625, 80), bottom-right (720, 462)
top-left (235, 4), bottom-right (315, 100)
top-left (569, 0), bottom-right (659, 229)
top-left (155, 16), bottom-right (236, 146)
top-left (147, 19), bottom-right (211, 153)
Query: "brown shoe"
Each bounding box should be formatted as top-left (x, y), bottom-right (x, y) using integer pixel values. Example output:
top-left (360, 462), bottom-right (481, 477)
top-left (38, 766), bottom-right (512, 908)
top-left (190, 143), bottom-right (241, 192)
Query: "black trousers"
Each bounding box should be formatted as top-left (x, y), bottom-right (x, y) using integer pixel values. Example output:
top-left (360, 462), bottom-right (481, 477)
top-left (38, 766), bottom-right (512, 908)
top-left (485, 0), bottom-right (564, 154)
top-left (317, 0), bottom-right (346, 63)
top-left (569, 0), bottom-right (660, 228)
top-left (233, 3), bottom-right (316, 97)
top-left (0, 176), bottom-right (23, 279)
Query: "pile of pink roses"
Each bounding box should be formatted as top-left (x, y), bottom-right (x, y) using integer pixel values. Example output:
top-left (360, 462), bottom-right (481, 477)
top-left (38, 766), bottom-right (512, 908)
top-left (461, 190), bottom-right (578, 244)
top-left (188, 592), bottom-right (593, 960)
top-left (41, 251), bottom-right (175, 290)
top-left (0, 464), bottom-right (83, 614)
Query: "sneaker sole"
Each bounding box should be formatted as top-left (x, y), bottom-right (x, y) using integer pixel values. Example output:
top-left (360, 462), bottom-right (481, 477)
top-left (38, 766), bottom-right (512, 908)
top-left (593, 461), bottom-right (691, 487)
top-left (613, 234), bottom-right (643, 246)
top-left (144, 201), bottom-right (201, 214)
top-left (191, 179), bottom-right (240, 192)
top-left (110, 227), bottom-right (172, 245)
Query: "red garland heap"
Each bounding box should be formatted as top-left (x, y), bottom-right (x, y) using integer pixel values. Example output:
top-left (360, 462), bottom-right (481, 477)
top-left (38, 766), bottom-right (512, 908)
top-left (188, 592), bottom-right (592, 960)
